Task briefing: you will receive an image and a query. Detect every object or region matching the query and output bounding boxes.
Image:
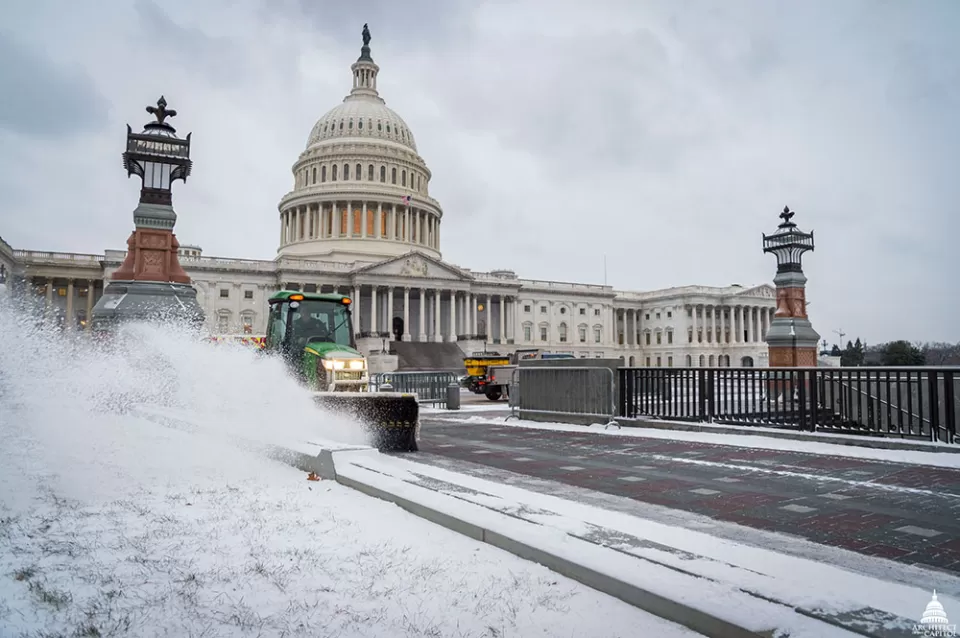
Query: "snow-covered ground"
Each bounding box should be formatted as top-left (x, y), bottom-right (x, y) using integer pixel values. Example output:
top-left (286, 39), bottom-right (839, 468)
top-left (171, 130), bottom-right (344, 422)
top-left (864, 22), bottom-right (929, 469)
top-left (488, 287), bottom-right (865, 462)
top-left (422, 412), bottom-right (960, 469)
top-left (0, 305), bottom-right (698, 637)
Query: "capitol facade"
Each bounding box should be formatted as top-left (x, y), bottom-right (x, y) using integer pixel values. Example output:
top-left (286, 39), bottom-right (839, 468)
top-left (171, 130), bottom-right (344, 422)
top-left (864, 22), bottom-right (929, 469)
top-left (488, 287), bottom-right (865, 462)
top-left (0, 30), bottom-right (777, 370)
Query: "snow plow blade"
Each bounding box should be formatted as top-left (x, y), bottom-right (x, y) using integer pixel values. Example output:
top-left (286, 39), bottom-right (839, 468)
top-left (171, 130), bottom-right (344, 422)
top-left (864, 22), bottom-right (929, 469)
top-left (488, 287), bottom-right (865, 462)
top-left (311, 392), bottom-right (420, 452)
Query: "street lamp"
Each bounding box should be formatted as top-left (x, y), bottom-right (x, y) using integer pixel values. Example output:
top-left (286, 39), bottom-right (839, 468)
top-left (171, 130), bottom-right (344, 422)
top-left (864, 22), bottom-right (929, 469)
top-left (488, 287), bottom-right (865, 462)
top-left (123, 96), bottom-right (192, 208)
top-left (90, 96), bottom-right (204, 334)
top-left (762, 206), bottom-right (821, 367)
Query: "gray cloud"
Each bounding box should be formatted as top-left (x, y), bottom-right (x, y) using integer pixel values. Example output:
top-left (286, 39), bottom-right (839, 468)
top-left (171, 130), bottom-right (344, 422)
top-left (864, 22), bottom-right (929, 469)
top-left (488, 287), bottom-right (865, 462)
top-left (0, 0), bottom-right (957, 344)
top-left (0, 30), bottom-right (109, 138)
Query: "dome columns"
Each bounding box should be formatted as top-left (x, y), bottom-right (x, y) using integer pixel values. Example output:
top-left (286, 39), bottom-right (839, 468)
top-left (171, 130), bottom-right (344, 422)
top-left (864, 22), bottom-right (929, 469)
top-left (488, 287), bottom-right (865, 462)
top-left (278, 198), bottom-right (440, 258)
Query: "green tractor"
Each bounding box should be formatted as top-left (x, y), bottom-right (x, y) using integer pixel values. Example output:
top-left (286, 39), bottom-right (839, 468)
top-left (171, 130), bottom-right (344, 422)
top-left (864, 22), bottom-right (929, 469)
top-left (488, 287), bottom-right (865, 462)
top-left (263, 290), bottom-right (419, 452)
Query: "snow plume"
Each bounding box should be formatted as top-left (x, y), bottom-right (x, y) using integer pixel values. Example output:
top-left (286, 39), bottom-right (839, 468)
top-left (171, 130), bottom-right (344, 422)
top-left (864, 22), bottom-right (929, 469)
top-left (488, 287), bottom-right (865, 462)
top-left (0, 301), bottom-right (370, 505)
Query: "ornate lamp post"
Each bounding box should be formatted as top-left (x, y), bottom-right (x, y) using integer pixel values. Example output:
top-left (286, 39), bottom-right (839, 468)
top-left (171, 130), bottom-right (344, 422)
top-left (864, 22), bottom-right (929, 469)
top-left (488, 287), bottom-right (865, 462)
top-left (762, 206), bottom-right (821, 367)
top-left (90, 96), bottom-right (204, 333)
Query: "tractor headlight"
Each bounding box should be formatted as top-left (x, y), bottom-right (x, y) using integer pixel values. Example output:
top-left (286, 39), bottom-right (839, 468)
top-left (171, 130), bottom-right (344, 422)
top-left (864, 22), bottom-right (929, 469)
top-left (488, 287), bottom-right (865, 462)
top-left (348, 359), bottom-right (366, 370)
top-left (322, 359), bottom-right (346, 370)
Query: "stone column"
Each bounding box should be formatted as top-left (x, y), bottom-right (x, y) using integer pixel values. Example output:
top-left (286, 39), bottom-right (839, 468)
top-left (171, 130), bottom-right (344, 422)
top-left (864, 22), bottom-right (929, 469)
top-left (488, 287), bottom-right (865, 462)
top-left (361, 201), bottom-right (368, 238)
top-left (353, 285), bottom-right (361, 335)
top-left (44, 279), bottom-right (53, 320)
top-left (370, 285), bottom-right (378, 335)
top-left (449, 291), bottom-right (457, 342)
top-left (691, 304), bottom-right (698, 344)
top-left (486, 296), bottom-right (492, 344)
top-left (434, 289), bottom-right (442, 342)
top-left (403, 287), bottom-right (411, 341)
top-left (85, 279), bottom-right (96, 331)
top-left (471, 293), bottom-right (477, 336)
top-left (418, 288), bottom-right (427, 341)
top-left (499, 295), bottom-right (505, 343)
top-left (386, 286), bottom-right (394, 339)
top-left (61, 279), bottom-right (74, 331)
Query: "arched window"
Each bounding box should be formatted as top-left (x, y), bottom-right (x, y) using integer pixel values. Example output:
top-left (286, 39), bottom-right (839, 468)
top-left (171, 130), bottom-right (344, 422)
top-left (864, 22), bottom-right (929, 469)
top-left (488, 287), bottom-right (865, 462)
top-left (699, 355), bottom-right (706, 366)
top-left (559, 322), bottom-right (568, 343)
top-left (417, 174), bottom-right (422, 191)
top-left (343, 164), bottom-right (350, 180)
top-left (401, 170), bottom-right (406, 187)
top-left (312, 167), bottom-right (316, 184)
top-left (331, 164), bottom-right (338, 181)
top-left (321, 165), bottom-right (327, 182)
top-left (686, 354), bottom-right (692, 367)
top-left (356, 163), bottom-right (361, 180)
top-left (391, 167), bottom-right (397, 184)
top-left (368, 164), bottom-right (374, 181)
top-left (380, 166), bottom-right (386, 182)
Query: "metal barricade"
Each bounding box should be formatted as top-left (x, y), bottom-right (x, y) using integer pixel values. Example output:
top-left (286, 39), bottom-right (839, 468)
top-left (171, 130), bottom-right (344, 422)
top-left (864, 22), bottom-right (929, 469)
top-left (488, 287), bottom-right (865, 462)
top-left (370, 371), bottom-right (459, 406)
top-left (506, 366), bottom-right (619, 428)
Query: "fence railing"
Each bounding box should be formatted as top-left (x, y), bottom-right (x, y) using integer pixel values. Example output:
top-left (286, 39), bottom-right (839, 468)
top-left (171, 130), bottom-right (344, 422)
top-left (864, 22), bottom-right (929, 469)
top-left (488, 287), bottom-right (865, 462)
top-left (369, 371), bottom-right (458, 405)
top-left (618, 367), bottom-right (959, 443)
top-left (507, 366), bottom-right (619, 428)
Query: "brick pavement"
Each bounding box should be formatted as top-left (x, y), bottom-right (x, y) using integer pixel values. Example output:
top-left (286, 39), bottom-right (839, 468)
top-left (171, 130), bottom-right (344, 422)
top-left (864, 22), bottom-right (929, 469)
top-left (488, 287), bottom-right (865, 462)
top-left (408, 418), bottom-right (960, 575)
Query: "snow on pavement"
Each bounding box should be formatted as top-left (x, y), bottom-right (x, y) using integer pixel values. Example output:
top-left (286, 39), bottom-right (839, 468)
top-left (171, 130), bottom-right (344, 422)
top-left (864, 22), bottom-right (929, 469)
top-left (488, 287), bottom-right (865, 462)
top-left (426, 413), bottom-right (960, 469)
top-left (0, 312), bottom-right (699, 638)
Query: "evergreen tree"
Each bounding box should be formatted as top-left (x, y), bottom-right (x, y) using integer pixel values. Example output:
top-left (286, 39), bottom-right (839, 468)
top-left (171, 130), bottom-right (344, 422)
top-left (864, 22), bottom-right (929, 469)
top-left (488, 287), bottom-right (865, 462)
top-left (881, 340), bottom-right (925, 366)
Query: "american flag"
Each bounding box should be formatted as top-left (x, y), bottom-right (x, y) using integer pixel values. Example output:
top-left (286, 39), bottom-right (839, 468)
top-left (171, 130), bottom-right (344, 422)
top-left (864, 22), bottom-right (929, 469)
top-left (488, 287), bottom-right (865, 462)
top-left (402, 195), bottom-right (411, 204)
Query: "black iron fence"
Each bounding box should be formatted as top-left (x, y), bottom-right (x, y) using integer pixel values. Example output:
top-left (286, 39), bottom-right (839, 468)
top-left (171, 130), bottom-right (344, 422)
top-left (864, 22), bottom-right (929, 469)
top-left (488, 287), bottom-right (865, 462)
top-left (618, 367), bottom-right (959, 443)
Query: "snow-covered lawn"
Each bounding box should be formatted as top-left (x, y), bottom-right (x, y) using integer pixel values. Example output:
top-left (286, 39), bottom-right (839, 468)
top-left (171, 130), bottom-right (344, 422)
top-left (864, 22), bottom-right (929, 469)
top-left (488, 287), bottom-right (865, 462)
top-left (0, 312), bottom-right (697, 637)
top-left (428, 414), bottom-right (960, 469)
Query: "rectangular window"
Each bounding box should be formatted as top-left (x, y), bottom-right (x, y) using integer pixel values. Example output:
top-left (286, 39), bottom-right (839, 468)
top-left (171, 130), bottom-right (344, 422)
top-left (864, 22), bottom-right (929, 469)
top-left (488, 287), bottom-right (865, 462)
top-left (524, 305), bottom-right (531, 312)
top-left (540, 305), bottom-right (547, 313)
top-left (594, 327), bottom-right (601, 343)
top-left (217, 315), bottom-right (229, 333)
top-left (579, 308), bottom-right (586, 315)
top-left (656, 333), bottom-right (662, 345)
top-left (645, 333), bottom-right (651, 345)
top-left (645, 357), bottom-right (651, 367)
top-left (524, 325), bottom-right (532, 342)
top-left (594, 309), bottom-right (600, 316)
top-left (656, 356), bottom-right (662, 367)
top-left (244, 290), bottom-right (253, 300)
top-left (668, 356), bottom-right (673, 367)
top-left (579, 326), bottom-right (586, 342)
top-left (540, 326), bottom-right (548, 341)
top-left (220, 289), bottom-right (229, 298)
top-left (667, 332), bottom-right (673, 344)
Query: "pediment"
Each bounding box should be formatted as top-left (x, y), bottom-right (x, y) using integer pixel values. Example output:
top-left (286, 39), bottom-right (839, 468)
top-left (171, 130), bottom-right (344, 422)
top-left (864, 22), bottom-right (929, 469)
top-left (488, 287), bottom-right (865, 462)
top-left (733, 284), bottom-right (776, 300)
top-left (353, 251), bottom-right (472, 282)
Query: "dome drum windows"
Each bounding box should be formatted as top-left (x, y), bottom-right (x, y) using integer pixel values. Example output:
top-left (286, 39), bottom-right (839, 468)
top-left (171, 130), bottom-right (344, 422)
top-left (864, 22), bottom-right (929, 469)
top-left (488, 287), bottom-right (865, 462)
top-left (343, 164), bottom-right (349, 180)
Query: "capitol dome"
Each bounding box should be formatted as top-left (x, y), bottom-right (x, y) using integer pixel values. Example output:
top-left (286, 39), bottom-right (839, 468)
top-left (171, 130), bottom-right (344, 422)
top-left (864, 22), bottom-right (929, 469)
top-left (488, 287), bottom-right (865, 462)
top-left (277, 25), bottom-right (442, 264)
top-left (921, 591), bottom-right (950, 627)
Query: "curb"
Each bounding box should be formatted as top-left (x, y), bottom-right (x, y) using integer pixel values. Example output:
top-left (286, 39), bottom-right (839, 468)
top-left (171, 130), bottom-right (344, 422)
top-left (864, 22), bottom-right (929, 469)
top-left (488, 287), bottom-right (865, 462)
top-left (293, 446), bottom-right (782, 638)
top-left (616, 417), bottom-right (960, 454)
top-left (335, 471), bottom-right (769, 638)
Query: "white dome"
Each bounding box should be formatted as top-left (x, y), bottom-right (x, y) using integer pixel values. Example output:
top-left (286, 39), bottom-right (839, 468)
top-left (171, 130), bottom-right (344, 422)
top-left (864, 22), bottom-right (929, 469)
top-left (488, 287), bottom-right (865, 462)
top-left (307, 97), bottom-right (418, 153)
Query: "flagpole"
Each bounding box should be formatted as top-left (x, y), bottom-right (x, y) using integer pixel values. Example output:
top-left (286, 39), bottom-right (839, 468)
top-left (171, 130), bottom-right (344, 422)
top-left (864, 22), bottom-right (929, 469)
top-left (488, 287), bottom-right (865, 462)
top-left (604, 255), bottom-right (607, 286)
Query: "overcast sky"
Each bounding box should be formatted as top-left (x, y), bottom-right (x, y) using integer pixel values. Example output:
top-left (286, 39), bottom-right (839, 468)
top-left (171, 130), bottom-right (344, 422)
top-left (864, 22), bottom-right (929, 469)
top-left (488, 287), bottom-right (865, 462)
top-left (1, 0), bottom-right (957, 345)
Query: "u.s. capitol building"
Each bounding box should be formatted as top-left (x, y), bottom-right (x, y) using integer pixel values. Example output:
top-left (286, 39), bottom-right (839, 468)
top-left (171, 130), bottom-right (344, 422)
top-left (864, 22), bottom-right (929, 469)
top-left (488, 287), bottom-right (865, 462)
top-left (2, 31), bottom-right (776, 370)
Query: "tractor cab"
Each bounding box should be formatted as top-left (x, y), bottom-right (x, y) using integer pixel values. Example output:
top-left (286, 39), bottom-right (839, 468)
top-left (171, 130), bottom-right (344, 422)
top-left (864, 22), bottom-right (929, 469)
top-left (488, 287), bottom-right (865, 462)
top-left (265, 291), bottom-right (367, 391)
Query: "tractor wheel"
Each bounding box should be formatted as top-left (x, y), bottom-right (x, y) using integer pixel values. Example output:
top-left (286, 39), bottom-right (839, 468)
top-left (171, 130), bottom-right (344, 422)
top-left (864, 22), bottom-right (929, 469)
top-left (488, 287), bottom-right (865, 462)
top-left (485, 387), bottom-right (502, 401)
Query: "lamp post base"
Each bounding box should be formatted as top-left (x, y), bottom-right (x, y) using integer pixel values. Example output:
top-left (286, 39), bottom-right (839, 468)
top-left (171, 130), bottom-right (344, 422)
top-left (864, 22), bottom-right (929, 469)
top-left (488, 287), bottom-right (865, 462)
top-left (90, 280), bottom-right (204, 335)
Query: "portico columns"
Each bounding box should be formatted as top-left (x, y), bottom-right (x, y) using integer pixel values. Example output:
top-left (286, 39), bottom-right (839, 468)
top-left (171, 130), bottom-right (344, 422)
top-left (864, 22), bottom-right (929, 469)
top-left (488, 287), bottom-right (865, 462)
top-left (434, 289), bottom-right (442, 342)
top-left (64, 279), bottom-right (75, 330)
top-left (402, 287), bottom-right (411, 341)
top-left (486, 296), bottom-right (492, 344)
top-left (386, 286), bottom-right (394, 338)
top-left (449, 291), bottom-right (457, 342)
top-left (370, 285), bottom-right (378, 335)
top-left (352, 286), bottom-right (360, 335)
top-left (418, 287), bottom-right (427, 341)
top-left (499, 295), bottom-right (505, 343)
top-left (85, 280), bottom-right (95, 331)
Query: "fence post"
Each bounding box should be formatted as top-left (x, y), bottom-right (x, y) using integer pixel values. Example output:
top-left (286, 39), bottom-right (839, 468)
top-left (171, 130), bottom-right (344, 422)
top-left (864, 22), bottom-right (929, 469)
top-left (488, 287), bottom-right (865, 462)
top-left (928, 370), bottom-right (941, 442)
top-left (943, 370), bottom-right (956, 445)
